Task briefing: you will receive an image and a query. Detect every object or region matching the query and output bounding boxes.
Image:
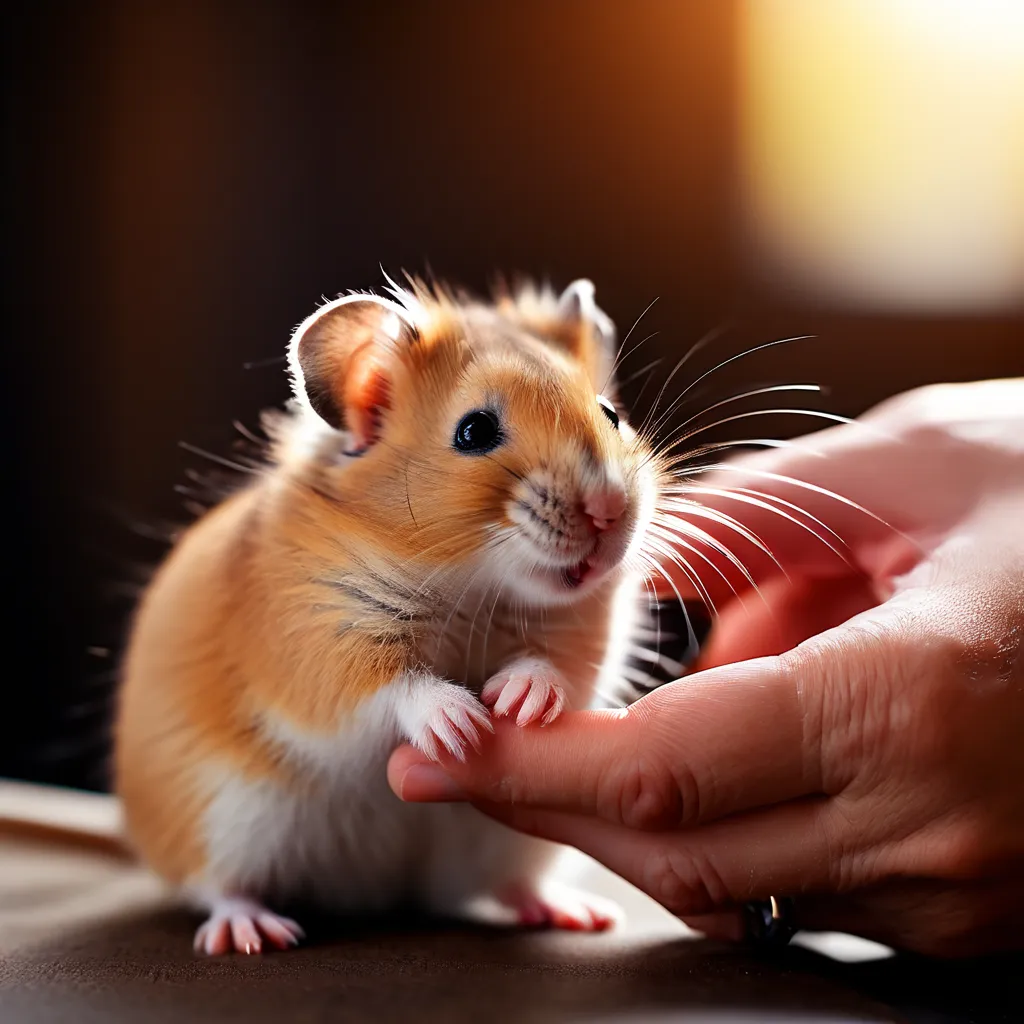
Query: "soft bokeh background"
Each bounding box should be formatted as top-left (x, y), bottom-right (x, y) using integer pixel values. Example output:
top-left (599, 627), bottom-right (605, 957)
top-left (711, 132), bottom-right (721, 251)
top-left (4, 0), bottom-right (1022, 790)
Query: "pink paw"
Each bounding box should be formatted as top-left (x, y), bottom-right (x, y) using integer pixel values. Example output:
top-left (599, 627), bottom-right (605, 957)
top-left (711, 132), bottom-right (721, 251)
top-left (194, 897), bottom-right (305, 956)
top-left (413, 682), bottom-right (493, 762)
top-left (482, 657), bottom-right (567, 726)
top-left (496, 880), bottom-right (621, 932)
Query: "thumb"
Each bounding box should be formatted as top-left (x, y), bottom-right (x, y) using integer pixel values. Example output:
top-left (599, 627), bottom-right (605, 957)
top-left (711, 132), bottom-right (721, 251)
top-left (388, 654), bottom-right (825, 828)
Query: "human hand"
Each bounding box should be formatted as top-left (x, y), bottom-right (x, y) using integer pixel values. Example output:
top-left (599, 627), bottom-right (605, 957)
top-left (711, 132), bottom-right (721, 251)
top-left (388, 379), bottom-right (1024, 956)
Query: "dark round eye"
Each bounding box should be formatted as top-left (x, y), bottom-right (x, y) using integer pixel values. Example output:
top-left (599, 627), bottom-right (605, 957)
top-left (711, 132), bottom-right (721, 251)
top-left (453, 409), bottom-right (503, 454)
top-left (597, 394), bottom-right (619, 429)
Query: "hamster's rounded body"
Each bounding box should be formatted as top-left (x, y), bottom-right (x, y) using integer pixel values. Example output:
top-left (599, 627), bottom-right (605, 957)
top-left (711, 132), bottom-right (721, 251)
top-left (115, 279), bottom-right (659, 952)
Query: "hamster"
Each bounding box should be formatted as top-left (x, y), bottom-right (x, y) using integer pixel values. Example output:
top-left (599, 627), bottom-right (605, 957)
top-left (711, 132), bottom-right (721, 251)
top-left (114, 276), bottom-right (662, 954)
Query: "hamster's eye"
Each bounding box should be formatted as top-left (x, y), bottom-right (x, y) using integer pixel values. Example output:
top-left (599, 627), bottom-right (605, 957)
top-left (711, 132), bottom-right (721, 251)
top-left (453, 410), bottom-right (503, 454)
top-left (597, 394), bottom-right (620, 429)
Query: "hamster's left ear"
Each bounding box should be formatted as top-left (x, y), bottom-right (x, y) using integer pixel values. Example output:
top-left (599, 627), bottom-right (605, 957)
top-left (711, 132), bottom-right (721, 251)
top-left (556, 279), bottom-right (616, 356)
top-left (287, 294), bottom-right (417, 452)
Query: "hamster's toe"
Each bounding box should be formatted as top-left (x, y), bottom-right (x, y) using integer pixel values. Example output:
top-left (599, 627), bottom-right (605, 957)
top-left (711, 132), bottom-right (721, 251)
top-left (493, 879), bottom-right (621, 931)
top-left (415, 682), bottom-right (493, 762)
top-left (193, 897), bottom-right (305, 955)
top-left (482, 657), bottom-right (567, 726)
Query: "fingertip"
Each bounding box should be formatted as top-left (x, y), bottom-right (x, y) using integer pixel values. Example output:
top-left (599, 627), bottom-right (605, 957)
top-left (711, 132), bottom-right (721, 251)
top-left (386, 744), bottom-right (429, 796)
top-left (387, 745), bottom-right (469, 802)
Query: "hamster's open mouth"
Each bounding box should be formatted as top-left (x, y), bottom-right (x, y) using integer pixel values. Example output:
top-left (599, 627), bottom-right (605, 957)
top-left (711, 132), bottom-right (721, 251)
top-left (562, 559), bottom-right (593, 589)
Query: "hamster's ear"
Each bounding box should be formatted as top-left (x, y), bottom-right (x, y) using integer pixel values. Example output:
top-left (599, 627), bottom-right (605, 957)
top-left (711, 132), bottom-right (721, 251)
top-left (288, 295), bottom-right (417, 452)
top-left (556, 279), bottom-right (616, 355)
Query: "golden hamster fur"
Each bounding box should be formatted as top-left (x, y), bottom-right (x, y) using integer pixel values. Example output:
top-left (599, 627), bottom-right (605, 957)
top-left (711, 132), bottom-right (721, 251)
top-left (115, 276), bottom-right (662, 954)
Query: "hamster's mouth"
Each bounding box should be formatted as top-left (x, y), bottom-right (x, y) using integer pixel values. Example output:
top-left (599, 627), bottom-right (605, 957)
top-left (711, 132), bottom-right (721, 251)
top-left (509, 543), bottom-right (627, 606)
top-left (562, 559), bottom-right (593, 589)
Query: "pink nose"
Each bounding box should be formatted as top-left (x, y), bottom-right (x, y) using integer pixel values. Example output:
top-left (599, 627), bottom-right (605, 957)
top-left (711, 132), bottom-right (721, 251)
top-left (583, 486), bottom-right (627, 532)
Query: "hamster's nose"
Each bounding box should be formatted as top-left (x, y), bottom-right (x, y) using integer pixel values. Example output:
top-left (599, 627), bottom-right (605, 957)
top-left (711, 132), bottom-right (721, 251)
top-left (583, 484), bottom-right (627, 532)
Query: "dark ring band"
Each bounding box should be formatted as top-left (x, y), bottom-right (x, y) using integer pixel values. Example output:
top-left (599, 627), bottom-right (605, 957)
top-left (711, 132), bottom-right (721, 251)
top-left (743, 896), bottom-right (797, 948)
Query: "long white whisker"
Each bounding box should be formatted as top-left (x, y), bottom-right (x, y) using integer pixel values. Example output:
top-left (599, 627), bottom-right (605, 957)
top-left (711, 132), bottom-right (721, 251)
top-left (668, 384), bottom-right (822, 435)
top-left (655, 502), bottom-right (788, 582)
top-left (635, 322), bottom-right (733, 439)
top-left (645, 335), bottom-right (815, 440)
top-left (653, 438), bottom-right (823, 474)
top-left (605, 296), bottom-right (660, 382)
top-left (651, 515), bottom-right (769, 601)
top-left (709, 464), bottom-right (913, 546)
top-left (647, 522), bottom-right (751, 608)
top-left (657, 408), bottom-right (855, 454)
top-left (638, 548), bottom-right (718, 619)
top-left (676, 486), bottom-right (853, 568)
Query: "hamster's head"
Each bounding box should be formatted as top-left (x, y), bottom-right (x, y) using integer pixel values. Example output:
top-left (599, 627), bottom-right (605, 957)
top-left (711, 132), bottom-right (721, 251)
top-left (286, 278), bottom-right (657, 607)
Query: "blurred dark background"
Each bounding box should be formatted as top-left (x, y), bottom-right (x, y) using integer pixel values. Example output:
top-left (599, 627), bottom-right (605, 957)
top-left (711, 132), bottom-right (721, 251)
top-left (4, 0), bottom-right (1021, 792)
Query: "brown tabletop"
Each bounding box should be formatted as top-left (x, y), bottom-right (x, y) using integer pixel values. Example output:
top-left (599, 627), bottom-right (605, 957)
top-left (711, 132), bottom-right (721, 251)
top-left (0, 781), bottom-right (1017, 1023)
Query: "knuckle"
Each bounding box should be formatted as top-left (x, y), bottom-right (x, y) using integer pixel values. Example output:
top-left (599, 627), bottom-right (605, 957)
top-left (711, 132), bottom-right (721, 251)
top-left (774, 648), bottom-right (827, 789)
top-left (819, 800), bottom-right (862, 891)
top-left (796, 611), bottom-right (963, 788)
top-left (645, 846), bottom-right (732, 916)
top-left (614, 753), bottom-right (687, 831)
top-left (932, 816), bottom-right (1002, 879)
top-left (610, 702), bottom-right (696, 830)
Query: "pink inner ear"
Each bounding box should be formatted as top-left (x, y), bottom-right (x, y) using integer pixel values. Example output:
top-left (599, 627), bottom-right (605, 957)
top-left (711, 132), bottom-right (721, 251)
top-left (344, 353), bottom-right (391, 453)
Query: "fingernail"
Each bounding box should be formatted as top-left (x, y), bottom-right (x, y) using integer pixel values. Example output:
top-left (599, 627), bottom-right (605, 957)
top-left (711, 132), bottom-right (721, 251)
top-left (398, 763), bottom-right (469, 802)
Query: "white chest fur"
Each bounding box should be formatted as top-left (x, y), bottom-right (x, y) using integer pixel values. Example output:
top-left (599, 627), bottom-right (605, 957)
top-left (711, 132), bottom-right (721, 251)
top-left (197, 683), bottom-right (554, 915)
top-left (194, 573), bottom-right (645, 913)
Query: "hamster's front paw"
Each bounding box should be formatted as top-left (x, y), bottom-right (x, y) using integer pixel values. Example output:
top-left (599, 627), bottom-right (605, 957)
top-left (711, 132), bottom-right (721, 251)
top-left (482, 656), bottom-right (567, 726)
top-left (404, 680), bottom-right (493, 762)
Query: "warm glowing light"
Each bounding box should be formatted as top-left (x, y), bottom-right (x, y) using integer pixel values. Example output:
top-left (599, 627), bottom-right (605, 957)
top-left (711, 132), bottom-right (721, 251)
top-left (740, 0), bottom-right (1024, 310)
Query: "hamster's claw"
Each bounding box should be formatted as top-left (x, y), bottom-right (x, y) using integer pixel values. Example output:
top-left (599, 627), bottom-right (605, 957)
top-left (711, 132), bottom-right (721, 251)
top-left (482, 657), bottom-right (568, 727)
top-left (494, 880), bottom-right (622, 932)
top-left (194, 898), bottom-right (305, 956)
top-left (415, 684), bottom-right (493, 762)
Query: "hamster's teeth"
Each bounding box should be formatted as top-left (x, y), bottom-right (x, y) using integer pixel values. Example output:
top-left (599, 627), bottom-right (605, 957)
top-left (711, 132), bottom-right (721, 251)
top-left (563, 561), bottom-right (588, 588)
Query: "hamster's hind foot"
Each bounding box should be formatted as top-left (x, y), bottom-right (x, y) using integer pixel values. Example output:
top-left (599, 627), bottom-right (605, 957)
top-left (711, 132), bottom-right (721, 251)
top-left (484, 879), bottom-right (621, 932)
top-left (193, 897), bottom-right (305, 955)
top-left (482, 656), bottom-right (567, 726)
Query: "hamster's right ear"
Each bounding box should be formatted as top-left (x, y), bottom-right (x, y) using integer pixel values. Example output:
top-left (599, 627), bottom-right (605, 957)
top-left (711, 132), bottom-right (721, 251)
top-left (288, 295), bottom-right (418, 452)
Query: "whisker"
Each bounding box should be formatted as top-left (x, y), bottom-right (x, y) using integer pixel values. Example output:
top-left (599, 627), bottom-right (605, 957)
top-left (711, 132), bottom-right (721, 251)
top-left (638, 549), bottom-right (718, 619)
top-left (651, 514), bottom-right (765, 597)
top-left (665, 384), bottom-right (822, 437)
top-left (482, 453), bottom-right (525, 483)
top-left (677, 485), bottom-right (853, 569)
top-left (627, 643), bottom-right (685, 678)
top-left (232, 420), bottom-right (268, 447)
top-left (603, 296), bottom-right (660, 393)
top-left (652, 439), bottom-right (820, 475)
top-left (710, 464), bottom-right (914, 548)
top-left (655, 502), bottom-right (787, 581)
top-left (644, 335), bottom-right (815, 441)
top-left (178, 441), bottom-right (260, 475)
top-left (619, 356), bottom-right (665, 391)
top-left (635, 322), bottom-right (734, 440)
top-left (647, 522), bottom-right (749, 609)
top-left (655, 407), bottom-right (854, 456)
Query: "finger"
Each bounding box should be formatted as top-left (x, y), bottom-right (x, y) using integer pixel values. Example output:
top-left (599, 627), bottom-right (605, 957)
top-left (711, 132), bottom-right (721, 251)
top-left (650, 427), bottom-right (919, 606)
top-left (478, 796), bottom-right (845, 917)
top-left (692, 571), bottom-right (880, 672)
top-left (389, 652), bottom-right (821, 827)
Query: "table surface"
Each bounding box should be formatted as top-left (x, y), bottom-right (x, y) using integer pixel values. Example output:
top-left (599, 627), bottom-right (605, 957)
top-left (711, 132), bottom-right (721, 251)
top-left (0, 781), bottom-right (1018, 1024)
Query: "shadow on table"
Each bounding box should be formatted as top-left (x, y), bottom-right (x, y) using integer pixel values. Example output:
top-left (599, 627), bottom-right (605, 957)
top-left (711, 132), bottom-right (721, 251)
top-left (3, 907), bottom-right (1021, 1024)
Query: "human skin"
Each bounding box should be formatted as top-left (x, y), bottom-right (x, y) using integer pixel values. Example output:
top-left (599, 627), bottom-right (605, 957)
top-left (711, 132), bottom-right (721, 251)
top-left (388, 379), bottom-right (1024, 956)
